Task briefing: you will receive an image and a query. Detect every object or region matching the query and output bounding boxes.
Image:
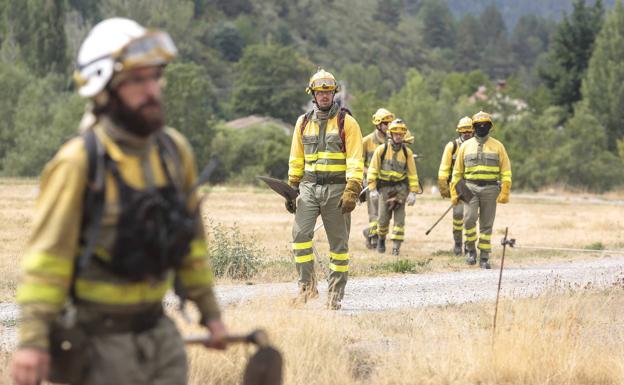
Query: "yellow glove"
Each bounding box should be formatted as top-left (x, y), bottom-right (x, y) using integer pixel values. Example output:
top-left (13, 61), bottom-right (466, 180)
top-left (497, 181), bottom-right (511, 204)
top-left (450, 181), bottom-right (459, 205)
top-left (438, 178), bottom-right (450, 198)
top-left (339, 180), bottom-right (362, 214)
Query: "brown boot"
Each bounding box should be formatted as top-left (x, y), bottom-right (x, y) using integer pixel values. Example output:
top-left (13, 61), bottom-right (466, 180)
top-left (293, 283), bottom-right (318, 305)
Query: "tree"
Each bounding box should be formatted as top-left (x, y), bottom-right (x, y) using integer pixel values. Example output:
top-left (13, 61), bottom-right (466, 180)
top-left (376, 0), bottom-right (402, 24)
top-left (418, 0), bottom-right (456, 49)
top-left (510, 15), bottom-right (553, 69)
top-left (164, 62), bottom-right (218, 167)
top-left (230, 44), bottom-right (312, 123)
top-left (211, 22), bottom-right (246, 62)
top-left (0, 63), bottom-right (33, 163)
top-left (581, 0), bottom-right (624, 151)
top-left (454, 14), bottom-right (482, 72)
top-left (26, 0), bottom-right (68, 75)
top-left (539, 0), bottom-right (604, 112)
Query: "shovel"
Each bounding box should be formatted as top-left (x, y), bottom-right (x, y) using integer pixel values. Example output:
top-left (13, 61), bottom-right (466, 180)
top-left (185, 329), bottom-right (283, 385)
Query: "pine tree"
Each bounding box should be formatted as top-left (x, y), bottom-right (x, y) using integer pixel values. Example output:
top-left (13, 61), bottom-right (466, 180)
top-left (581, 0), bottom-right (624, 151)
top-left (418, 0), bottom-right (456, 49)
top-left (538, 0), bottom-right (604, 112)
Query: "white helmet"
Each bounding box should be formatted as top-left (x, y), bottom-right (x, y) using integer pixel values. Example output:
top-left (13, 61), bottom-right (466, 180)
top-left (74, 18), bottom-right (177, 98)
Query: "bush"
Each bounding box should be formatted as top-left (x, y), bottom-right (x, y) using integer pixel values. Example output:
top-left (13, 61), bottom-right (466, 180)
top-left (208, 222), bottom-right (263, 280)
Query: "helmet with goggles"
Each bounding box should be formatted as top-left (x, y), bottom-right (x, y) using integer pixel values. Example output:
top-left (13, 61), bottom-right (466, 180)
top-left (388, 119), bottom-right (408, 135)
top-left (305, 69), bottom-right (339, 94)
top-left (371, 108), bottom-right (395, 125)
top-left (456, 116), bottom-right (474, 133)
top-left (74, 18), bottom-right (177, 98)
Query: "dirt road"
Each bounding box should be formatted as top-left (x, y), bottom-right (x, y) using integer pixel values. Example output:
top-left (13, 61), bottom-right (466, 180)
top-left (2, 256), bottom-right (623, 351)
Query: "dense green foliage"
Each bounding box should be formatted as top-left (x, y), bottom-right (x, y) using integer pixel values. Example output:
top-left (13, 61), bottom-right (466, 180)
top-left (0, 0), bottom-right (622, 191)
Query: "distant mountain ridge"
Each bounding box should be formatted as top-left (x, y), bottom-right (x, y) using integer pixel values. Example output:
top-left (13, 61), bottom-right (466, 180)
top-left (446, 0), bottom-right (615, 29)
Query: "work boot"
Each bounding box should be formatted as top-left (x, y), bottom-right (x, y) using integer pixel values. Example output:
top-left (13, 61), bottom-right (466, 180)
top-left (479, 251), bottom-right (491, 269)
top-left (292, 284), bottom-right (318, 305)
top-left (370, 235), bottom-right (378, 249)
top-left (377, 237), bottom-right (386, 253)
top-left (391, 241), bottom-right (401, 256)
top-left (465, 249), bottom-right (477, 265)
top-left (363, 229), bottom-right (373, 249)
top-left (453, 241), bottom-right (462, 256)
top-left (327, 293), bottom-right (341, 310)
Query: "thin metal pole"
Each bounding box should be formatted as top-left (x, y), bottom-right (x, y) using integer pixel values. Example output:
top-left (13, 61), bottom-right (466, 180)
top-left (493, 227), bottom-right (508, 334)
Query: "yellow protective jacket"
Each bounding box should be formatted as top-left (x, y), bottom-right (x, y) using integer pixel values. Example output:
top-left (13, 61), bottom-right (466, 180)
top-left (367, 143), bottom-right (419, 192)
top-left (288, 109), bottom-right (364, 185)
top-left (363, 129), bottom-right (414, 170)
top-left (362, 131), bottom-right (385, 169)
top-left (438, 137), bottom-right (466, 182)
top-left (16, 116), bottom-right (220, 350)
top-left (451, 136), bottom-right (512, 189)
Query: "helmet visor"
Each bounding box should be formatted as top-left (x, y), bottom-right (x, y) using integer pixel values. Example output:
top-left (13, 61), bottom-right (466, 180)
top-left (310, 78), bottom-right (337, 91)
top-left (117, 31), bottom-right (177, 70)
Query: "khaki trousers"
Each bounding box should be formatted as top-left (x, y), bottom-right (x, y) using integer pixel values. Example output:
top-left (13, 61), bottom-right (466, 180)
top-left (81, 316), bottom-right (187, 385)
top-left (292, 181), bottom-right (350, 301)
top-left (463, 183), bottom-right (500, 256)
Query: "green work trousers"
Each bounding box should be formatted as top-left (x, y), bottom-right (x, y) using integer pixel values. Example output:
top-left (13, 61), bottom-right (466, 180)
top-left (452, 203), bottom-right (464, 244)
top-left (292, 181), bottom-right (350, 301)
top-left (81, 315), bottom-right (187, 385)
top-left (463, 183), bottom-right (500, 257)
top-left (376, 184), bottom-right (408, 247)
top-left (366, 187), bottom-right (379, 236)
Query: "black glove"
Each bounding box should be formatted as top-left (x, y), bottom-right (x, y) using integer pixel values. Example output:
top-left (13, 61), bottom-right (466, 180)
top-left (285, 198), bottom-right (296, 214)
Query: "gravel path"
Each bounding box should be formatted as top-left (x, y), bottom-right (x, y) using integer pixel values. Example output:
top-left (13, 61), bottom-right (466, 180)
top-left (2, 256), bottom-right (623, 351)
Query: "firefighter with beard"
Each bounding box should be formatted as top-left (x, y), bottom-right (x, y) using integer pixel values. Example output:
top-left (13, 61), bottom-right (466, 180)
top-left (286, 69), bottom-right (364, 310)
top-left (450, 111), bottom-right (512, 269)
top-left (11, 18), bottom-right (227, 385)
top-left (438, 116), bottom-right (474, 256)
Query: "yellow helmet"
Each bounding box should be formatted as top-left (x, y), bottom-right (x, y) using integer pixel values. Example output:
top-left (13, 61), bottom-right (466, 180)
top-left (305, 68), bottom-right (339, 94)
top-left (456, 116), bottom-right (474, 133)
top-left (371, 108), bottom-right (395, 125)
top-left (388, 119), bottom-right (408, 134)
top-left (472, 111), bottom-right (493, 125)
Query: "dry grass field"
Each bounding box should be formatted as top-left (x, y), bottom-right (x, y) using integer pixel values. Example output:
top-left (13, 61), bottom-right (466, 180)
top-left (1, 179), bottom-right (624, 301)
top-left (1, 178), bottom-right (624, 384)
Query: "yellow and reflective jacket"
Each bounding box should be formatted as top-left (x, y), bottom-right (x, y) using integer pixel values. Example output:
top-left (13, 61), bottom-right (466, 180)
top-left (362, 131), bottom-right (385, 169)
top-left (363, 129), bottom-right (415, 171)
top-left (438, 137), bottom-right (465, 182)
top-left (16, 116), bottom-right (220, 350)
top-left (288, 109), bottom-right (363, 185)
top-left (451, 136), bottom-right (512, 187)
top-left (367, 143), bottom-right (419, 192)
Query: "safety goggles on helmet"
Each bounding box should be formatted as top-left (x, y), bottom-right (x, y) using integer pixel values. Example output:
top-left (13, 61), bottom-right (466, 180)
top-left (114, 31), bottom-right (177, 71)
top-left (388, 119), bottom-right (408, 134)
top-left (309, 77), bottom-right (337, 92)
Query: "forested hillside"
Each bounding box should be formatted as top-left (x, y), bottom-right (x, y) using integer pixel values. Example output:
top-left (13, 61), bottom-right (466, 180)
top-left (0, 0), bottom-right (622, 191)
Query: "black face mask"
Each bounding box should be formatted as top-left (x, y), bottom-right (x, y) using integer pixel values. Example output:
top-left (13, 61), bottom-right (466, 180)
top-left (474, 123), bottom-right (492, 138)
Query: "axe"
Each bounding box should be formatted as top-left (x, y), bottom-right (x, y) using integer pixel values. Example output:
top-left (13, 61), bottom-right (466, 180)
top-left (185, 329), bottom-right (283, 385)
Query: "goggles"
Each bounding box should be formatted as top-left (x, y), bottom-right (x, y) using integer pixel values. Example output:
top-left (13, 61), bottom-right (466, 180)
top-left (114, 31), bottom-right (177, 71)
top-left (309, 78), bottom-right (337, 91)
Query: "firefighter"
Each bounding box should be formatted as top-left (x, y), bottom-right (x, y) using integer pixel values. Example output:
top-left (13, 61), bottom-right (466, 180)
top-left (286, 69), bottom-right (364, 310)
top-left (362, 108), bottom-right (394, 249)
top-left (367, 119), bottom-right (419, 256)
top-left (450, 111), bottom-right (512, 269)
top-left (438, 116), bottom-right (474, 256)
top-left (10, 18), bottom-right (227, 385)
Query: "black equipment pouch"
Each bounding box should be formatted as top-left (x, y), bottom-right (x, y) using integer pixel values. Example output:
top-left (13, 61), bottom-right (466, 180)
top-left (48, 314), bottom-right (89, 384)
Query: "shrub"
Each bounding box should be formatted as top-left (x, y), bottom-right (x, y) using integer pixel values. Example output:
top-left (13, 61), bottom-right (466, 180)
top-left (208, 222), bottom-right (263, 280)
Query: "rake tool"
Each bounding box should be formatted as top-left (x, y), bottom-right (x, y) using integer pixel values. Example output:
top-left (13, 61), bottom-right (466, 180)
top-left (185, 329), bottom-right (283, 385)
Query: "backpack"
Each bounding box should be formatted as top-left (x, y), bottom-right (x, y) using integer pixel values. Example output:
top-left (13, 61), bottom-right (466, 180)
top-left (447, 138), bottom-right (460, 183)
top-left (299, 107), bottom-right (352, 152)
top-left (77, 128), bottom-right (193, 280)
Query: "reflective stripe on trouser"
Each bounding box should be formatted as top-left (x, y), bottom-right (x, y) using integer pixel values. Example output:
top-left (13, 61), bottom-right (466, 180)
top-left (463, 184), bottom-right (500, 253)
top-left (292, 181), bottom-right (350, 300)
top-left (376, 184), bottom-right (407, 241)
top-left (452, 203), bottom-right (464, 243)
top-left (81, 315), bottom-right (186, 385)
top-left (366, 188), bottom-right (379, 235)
